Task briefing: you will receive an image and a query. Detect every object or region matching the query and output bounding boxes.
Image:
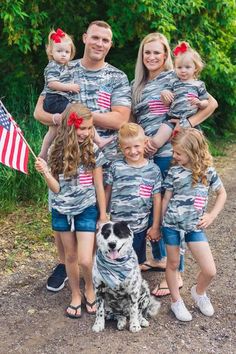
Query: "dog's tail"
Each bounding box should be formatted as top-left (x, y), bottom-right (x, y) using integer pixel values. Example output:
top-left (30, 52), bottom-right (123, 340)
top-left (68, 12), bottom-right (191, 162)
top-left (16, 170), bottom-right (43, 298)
top-left (147, 296), bottom-right (161, 317)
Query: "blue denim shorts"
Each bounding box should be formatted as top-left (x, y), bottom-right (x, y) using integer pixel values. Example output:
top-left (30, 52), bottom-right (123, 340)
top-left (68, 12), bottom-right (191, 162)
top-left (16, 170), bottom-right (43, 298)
top-left (162, 226), bottom-right (208, 246)
top-left (52, 205), bottom-right (98, 232)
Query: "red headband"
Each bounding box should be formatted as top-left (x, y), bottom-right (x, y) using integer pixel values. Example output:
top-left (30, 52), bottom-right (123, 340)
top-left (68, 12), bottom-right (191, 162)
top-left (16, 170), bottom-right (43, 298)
top-left (50, 28), bottom-right (65, 43)
top-left (173, 42), bottom-right (188, 56)
top-left (67, 112), bottom-right (83, 129)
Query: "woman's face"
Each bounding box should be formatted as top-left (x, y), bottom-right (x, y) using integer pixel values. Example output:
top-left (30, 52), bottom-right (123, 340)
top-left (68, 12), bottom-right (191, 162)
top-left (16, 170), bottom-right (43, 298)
top-left (143, 40), bottom-right (167, 78)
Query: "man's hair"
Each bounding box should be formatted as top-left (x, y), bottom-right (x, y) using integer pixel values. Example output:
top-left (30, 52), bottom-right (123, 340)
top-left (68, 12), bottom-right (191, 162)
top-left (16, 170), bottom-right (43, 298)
top-left (87, 20), bottom-right (112, 32)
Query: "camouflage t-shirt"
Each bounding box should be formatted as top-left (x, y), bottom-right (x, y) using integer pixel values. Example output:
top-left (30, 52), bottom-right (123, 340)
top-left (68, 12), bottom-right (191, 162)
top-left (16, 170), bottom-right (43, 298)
top-left (44, 60), bottom-right (74, 100)
top-left (42, 60), bottom-right (131, 162)
top-left (132, 70), bottom-right (176, 158)
top-left (106, 159), bottom-right (162, 233)
top-left (51, 144), bottom-right (105, 215)
top-left (166, 76), bottom-right (209, 120)
top-left (163, 165), bottom-right (223, 232)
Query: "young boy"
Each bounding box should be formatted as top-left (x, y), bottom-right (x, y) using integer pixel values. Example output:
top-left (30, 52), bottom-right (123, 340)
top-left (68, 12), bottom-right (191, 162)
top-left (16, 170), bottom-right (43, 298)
top-left (105, 123), bottom-right (162, 264)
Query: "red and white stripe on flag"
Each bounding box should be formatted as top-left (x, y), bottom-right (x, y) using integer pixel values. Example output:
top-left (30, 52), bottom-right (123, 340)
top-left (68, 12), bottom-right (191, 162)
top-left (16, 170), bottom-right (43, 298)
top-left (194, 196), bottom-right (206, 210)
top-left (0, 105), bottom-right (29, 174)
top-left (97, 90), bottom-right (111, 109)
top-left (79, 171), bottom-right (93, 186)
top-left (139, 184), bottom-right (153, 198)
top-left (148, 99), bottom-right (169, 115)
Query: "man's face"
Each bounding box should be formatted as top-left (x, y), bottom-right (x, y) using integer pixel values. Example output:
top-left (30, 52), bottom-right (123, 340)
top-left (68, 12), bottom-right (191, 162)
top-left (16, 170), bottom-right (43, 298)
top-left (83, 24), bottom-right (112, 63)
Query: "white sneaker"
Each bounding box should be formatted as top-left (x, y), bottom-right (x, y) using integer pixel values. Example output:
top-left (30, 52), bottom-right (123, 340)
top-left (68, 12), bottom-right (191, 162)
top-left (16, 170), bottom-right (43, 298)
top-left (171, 299), bottom-right (192, 321)
top-left (191, 285), bottom-right (214, 317)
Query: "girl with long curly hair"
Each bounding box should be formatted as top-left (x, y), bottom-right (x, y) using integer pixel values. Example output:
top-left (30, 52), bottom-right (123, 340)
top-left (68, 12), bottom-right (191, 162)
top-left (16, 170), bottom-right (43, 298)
top-left (35, 102), bottom-right (107, 318)
top-left (161, 128), bottom-right (226, 322)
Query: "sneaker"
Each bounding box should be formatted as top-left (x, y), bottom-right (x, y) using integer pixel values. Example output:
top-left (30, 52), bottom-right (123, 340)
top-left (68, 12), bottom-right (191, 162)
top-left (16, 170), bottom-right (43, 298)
top-left (171, 299), bottom-right (192, 321)
top-left (191, 285), bottom-right (214, 317)
top-left (46, 264), bottom-right (68, 292)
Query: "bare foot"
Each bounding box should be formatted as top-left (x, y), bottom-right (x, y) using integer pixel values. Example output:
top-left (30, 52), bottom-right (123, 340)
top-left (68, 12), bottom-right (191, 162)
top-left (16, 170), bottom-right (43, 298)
top-left (151, 274), bottom-right (183, 297)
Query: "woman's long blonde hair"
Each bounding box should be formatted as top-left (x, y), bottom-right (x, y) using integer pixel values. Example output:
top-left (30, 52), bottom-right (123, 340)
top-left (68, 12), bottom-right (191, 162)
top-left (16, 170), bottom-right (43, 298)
top-left (132, 33), bottom-right (173, 105)
top-left (49, 103), bottom-right (95, 178)
top-left (171, 128), bottom-right (213, 186)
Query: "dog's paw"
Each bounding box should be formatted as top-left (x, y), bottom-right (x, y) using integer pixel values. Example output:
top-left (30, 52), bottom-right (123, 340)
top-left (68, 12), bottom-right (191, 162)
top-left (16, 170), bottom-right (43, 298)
top-left (117, 317), bottom-right (127, 331)
top-left (92, 321), bottom-right (105, 333)
top-left (129, 322), bottom-right (141, 332)
top-left (140, 317), bottom-right (149, 327)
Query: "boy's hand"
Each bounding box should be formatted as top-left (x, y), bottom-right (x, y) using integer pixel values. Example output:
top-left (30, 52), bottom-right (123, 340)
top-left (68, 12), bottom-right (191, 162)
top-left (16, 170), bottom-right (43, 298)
top-left (146, 226), bottom-right (161, 242)
top-left (161, 90), bottom-right (174, 105)
top-left (68, 83), bottom-right (80, 93)
top-left (197, 212), bottom-right (215, 229)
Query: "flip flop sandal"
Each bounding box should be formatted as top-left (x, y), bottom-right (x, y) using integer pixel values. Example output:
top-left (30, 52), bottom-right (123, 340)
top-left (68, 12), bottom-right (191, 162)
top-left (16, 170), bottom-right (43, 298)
top-left (84, 296), bottom-right (97, 315)
top-left (65, 304), bottom-right (82, 319)
top-left (151, 286), bottom-right (183, 298)
top-left (140, 263), bottom-right (166, 272)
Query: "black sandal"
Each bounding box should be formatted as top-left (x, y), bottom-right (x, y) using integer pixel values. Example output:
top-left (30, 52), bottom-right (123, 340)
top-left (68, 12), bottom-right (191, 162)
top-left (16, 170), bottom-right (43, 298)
top-left (65, 304), bottom-right (82, 319)
top-left (84, 296), bottom-right (97, 315)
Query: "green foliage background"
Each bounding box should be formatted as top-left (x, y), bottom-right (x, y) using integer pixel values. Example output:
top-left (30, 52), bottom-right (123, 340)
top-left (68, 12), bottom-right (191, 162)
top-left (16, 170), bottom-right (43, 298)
top-left (0, 0), bottom-right (235, 206)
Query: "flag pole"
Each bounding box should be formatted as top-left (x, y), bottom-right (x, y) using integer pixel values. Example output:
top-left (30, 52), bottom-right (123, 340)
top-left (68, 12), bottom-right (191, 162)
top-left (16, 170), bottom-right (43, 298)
top-left (0, 100), bottom-right (38, 160)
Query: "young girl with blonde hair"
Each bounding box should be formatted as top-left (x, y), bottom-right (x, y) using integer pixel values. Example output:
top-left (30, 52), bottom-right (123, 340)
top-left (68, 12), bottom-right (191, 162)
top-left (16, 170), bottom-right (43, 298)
top-left (147, 42), bottom-right (210, 152)
top-left (35, 103), bottom-right (108, 318)
top-left (162, 128), bottom-right (226, 322)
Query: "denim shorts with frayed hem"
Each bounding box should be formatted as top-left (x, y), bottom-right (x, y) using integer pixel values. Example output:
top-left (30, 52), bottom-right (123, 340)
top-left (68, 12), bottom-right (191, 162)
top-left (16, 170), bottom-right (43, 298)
top-left (52, 205), bottom-right (98, 232)
top-left (162, 226), bottom-right (208, 246)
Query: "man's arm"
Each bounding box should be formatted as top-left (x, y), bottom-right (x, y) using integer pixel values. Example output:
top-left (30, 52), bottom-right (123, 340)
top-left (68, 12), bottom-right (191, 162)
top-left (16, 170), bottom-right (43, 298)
top-left (34, 95), bottom-right (62, 126)
top-left (92, 105), bottom-right (131, 130)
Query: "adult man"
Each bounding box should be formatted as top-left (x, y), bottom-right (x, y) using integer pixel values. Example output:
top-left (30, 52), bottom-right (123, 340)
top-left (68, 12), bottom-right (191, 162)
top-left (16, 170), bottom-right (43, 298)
top-left (34, 20), bottom-right (131, 293)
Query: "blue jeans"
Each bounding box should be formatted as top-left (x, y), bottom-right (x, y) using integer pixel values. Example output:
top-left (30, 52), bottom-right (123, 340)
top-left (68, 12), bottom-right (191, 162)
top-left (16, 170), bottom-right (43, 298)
top-left (133, 229), bottom-right (147, 264)
top-left (149, 155), bottom-right (172, 261)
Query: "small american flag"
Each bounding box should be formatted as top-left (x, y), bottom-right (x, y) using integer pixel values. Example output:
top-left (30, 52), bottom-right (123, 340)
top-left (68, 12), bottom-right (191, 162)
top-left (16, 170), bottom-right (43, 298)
top-left (97, 87), bottom-right (111, 109)
top-left (79, 171), bottom-right (93, 186)
top-left (148, 99), bottom-right (169, 115)
top-left (0, 103), bottom-right (29, 174)
top-left (139, 184), bottom-right (153, 198)
top-left (194, 195), bottom-right (206, 210)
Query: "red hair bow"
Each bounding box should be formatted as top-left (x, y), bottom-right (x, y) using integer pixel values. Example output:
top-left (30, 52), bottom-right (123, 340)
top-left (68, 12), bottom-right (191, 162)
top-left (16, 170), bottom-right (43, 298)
top-left (67, 112), bottom-right (83, 129)
top-left (173, 42), bottom-right (188, 56)
top-left (50, 28), bottom-right (65, 43)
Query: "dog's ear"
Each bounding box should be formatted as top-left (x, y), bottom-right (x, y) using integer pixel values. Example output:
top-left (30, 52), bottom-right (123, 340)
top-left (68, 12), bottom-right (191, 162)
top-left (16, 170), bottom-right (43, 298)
top-left (114, 221), bottom-right (133, 238)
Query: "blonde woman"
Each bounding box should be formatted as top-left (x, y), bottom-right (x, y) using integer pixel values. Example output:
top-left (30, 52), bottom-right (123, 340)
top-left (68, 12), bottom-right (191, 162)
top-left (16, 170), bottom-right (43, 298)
top-left (132, 33), bottom-right (218, 297)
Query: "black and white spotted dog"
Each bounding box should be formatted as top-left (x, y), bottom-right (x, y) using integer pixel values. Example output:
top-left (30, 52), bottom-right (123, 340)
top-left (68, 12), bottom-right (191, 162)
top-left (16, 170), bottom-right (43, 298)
top-left (92, 221), bottom-right (160, 333)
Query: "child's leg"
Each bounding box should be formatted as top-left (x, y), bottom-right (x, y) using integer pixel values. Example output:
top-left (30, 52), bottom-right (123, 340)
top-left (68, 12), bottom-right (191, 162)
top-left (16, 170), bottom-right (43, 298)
top-left (77, 231), bottom-right (96, 313)
top-left (93, 128), bottom-right (114, 149)
top-left (165, 244), bottom-right (181, 302)
top-left (60, 231), bottom-right (81, 313)
top-left (187, 241), bottom-right (216, 294)
top-left (132, 230), bottom-right (147, 265)
top-left (151, 123), bottom-right (173, 149)
top-left (39, 126), bottom-right (58, 160)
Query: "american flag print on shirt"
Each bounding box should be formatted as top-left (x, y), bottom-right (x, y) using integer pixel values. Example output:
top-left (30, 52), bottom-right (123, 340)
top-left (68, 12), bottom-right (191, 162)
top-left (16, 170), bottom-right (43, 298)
top-left (194, 195), bottom-right (207, 210)
top-left (97, 86), bottom-right (111, 109)
top-left (79, 171), bottom-right (93, 186)
top-left (139, 184), bottom-right (153, 198)
top-left (187, 92), bottom-right (198, 100)
top-left (148, 98), bottom-right (169, 115)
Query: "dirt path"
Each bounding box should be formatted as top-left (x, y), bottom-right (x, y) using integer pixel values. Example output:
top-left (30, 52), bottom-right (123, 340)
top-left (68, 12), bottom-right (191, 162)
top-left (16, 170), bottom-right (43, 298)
top-left (0, 146), bottom-right (235, 354)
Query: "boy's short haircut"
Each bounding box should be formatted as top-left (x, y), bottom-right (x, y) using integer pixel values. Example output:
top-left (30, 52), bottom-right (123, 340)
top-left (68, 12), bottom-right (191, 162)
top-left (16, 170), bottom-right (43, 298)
top-left (118, 123), bottom-right (145, 144)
